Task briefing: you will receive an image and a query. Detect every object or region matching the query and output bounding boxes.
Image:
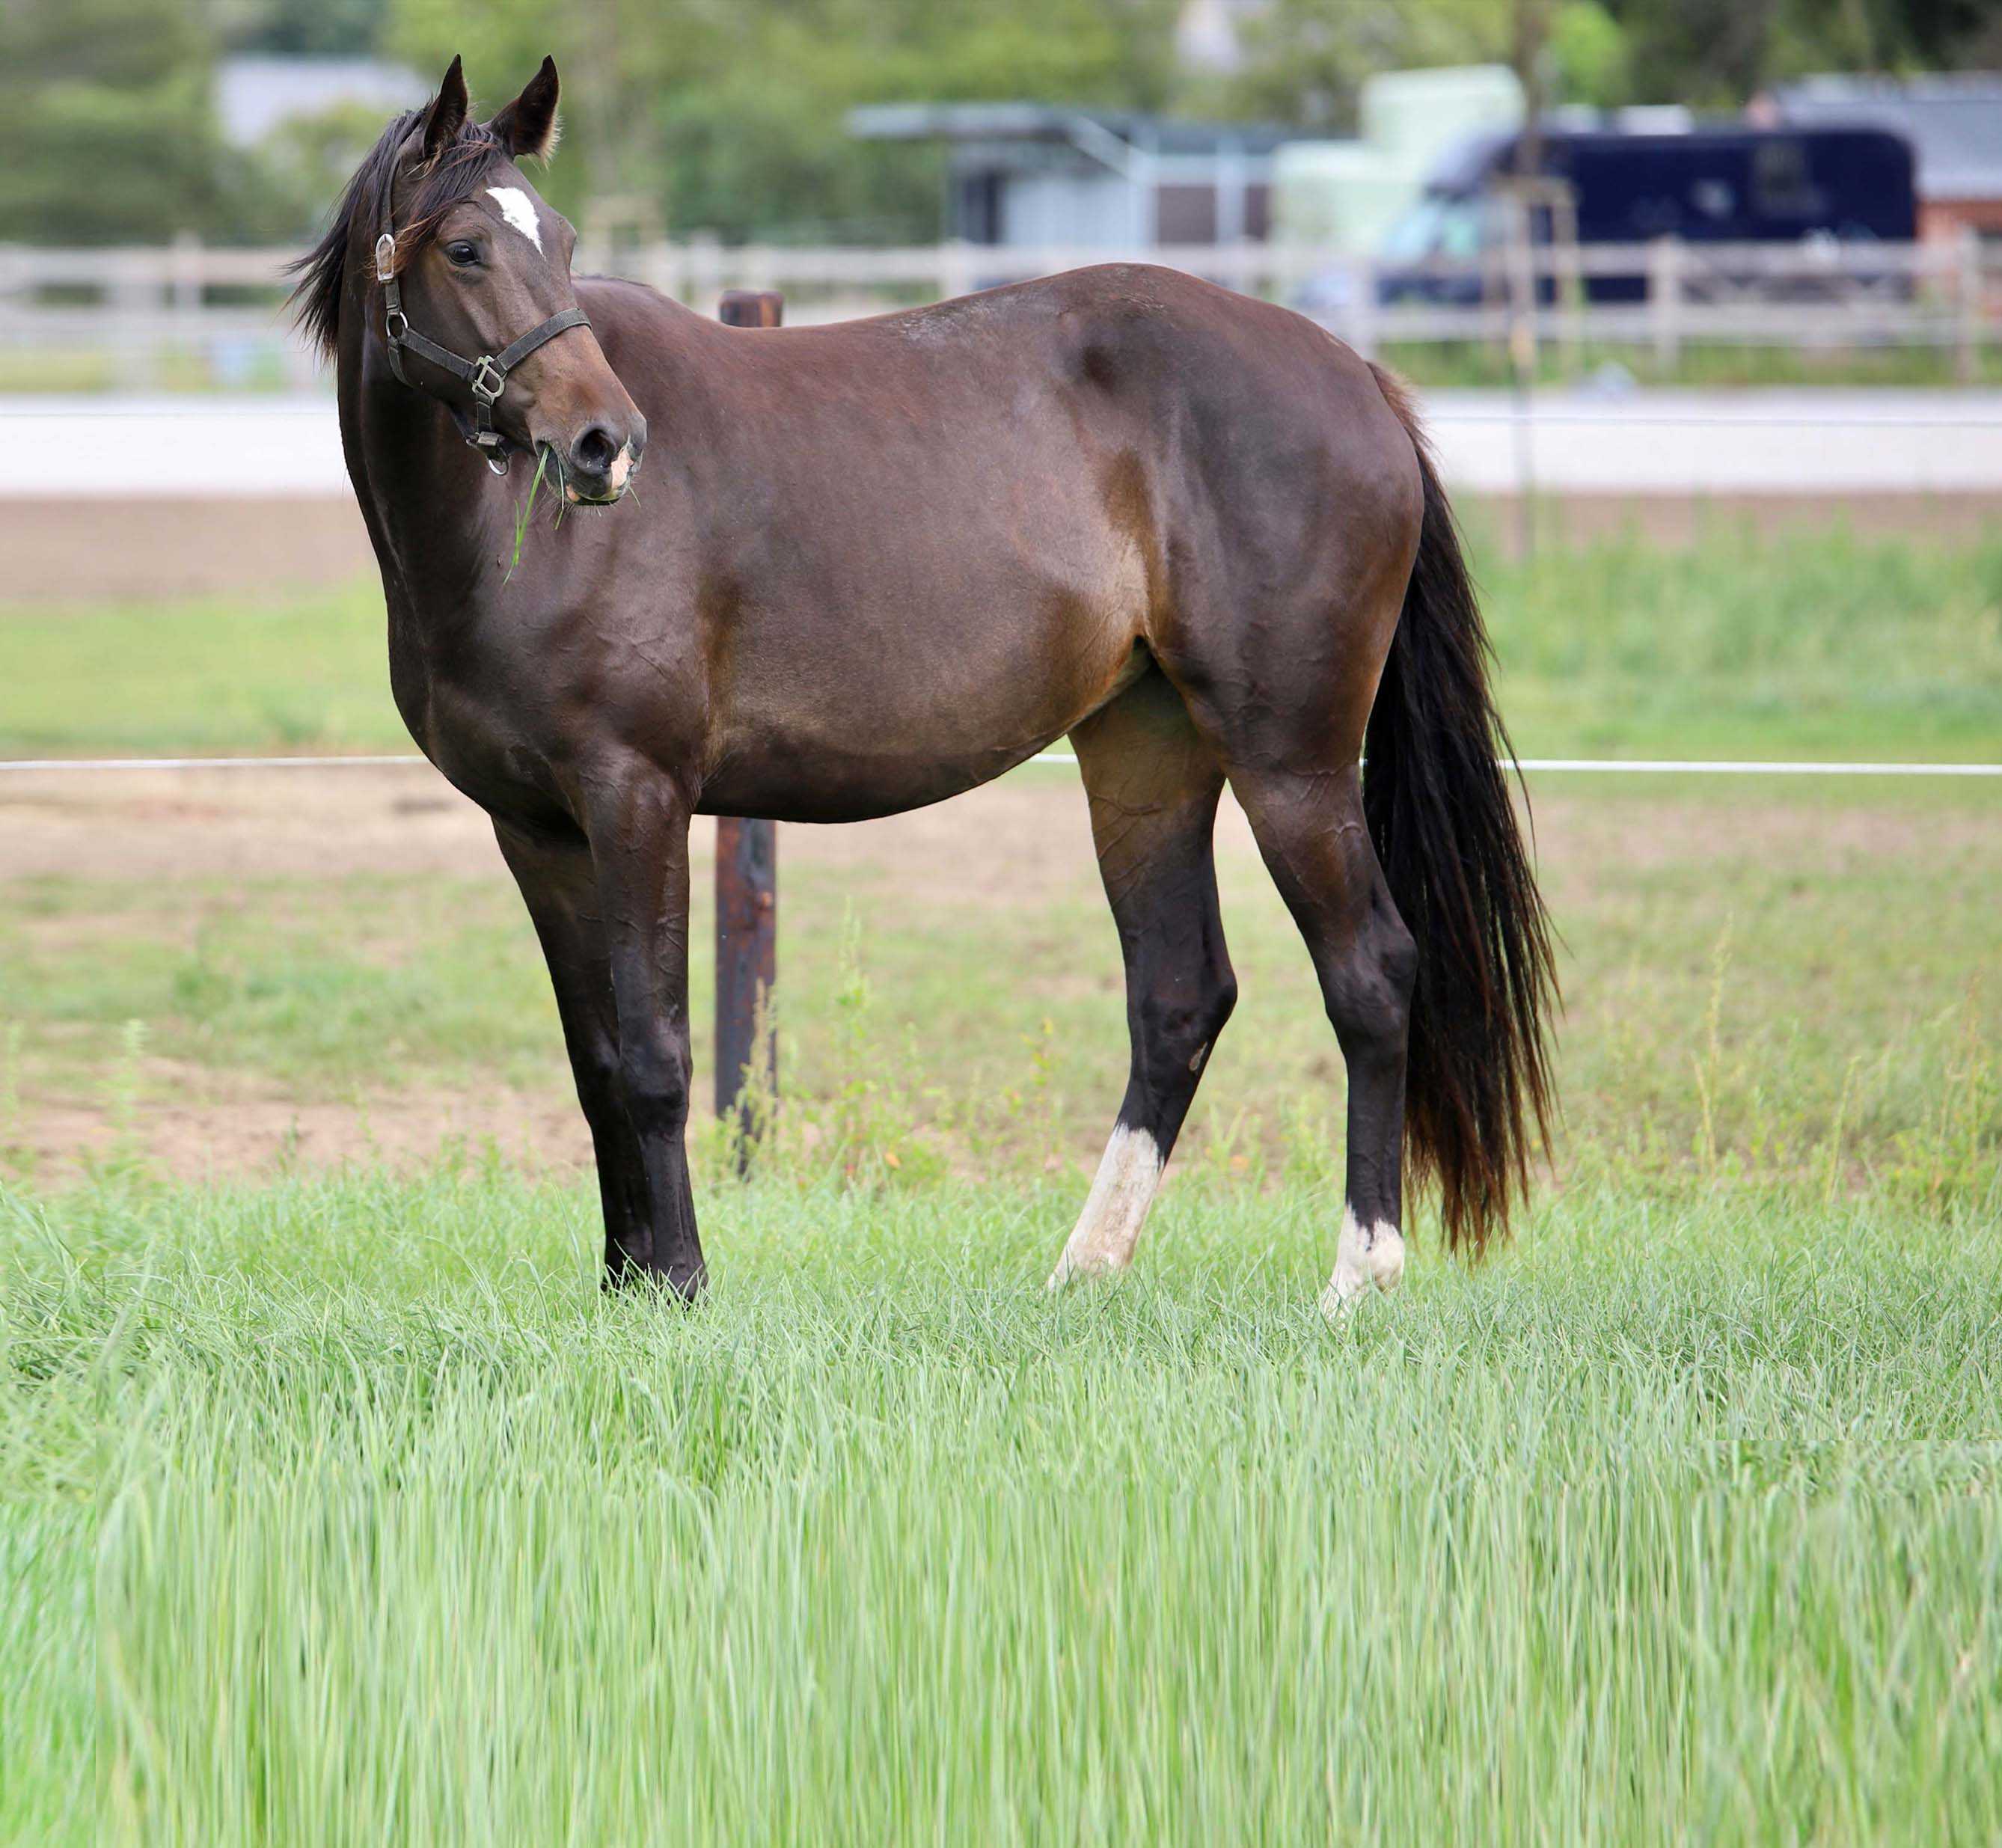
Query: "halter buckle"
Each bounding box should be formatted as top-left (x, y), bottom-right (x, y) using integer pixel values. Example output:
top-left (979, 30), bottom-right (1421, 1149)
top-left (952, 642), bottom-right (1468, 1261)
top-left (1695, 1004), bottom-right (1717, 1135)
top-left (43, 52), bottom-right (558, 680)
top-left (374, 233), bottom-right (397, 283)
top-left (468, 356), bottom-right (506, 405)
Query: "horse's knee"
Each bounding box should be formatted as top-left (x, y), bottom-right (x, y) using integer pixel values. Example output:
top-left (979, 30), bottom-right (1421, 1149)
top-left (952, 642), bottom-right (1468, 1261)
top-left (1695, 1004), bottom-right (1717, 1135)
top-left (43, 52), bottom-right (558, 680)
top-left (621, 1038), bottom-right (691, 1136)
top-left (569, 1027), bottom-right (622, 1102)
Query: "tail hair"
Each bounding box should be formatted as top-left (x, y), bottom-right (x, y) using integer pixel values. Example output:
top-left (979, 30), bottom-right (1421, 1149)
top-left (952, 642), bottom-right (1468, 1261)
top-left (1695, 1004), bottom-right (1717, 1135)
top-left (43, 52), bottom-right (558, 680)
top-left (1364, 363), bottom-right (1558, 1252)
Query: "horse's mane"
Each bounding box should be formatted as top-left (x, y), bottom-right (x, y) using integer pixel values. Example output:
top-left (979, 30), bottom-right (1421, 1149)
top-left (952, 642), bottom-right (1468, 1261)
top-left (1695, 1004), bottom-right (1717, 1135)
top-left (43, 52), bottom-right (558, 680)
top-left (289, 111), bottom-right (509, 360)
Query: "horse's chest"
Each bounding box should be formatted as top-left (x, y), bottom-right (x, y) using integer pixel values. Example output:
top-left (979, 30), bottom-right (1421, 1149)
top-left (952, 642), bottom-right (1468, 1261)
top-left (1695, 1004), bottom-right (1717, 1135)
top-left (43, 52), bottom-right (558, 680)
top-left (386, 618), bottom-right (572, 822)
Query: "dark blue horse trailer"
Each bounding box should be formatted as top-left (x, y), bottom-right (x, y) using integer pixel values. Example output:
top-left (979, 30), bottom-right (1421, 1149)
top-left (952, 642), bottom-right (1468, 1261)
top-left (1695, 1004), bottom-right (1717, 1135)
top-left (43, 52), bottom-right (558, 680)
top-left (1377, 125), bottom-right (1917, 303)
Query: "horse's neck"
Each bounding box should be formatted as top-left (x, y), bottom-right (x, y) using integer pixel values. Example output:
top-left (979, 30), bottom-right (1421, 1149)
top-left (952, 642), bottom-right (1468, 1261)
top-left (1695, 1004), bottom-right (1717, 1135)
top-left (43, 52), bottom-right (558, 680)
top-left (336, 325), bottom-right (495, 612)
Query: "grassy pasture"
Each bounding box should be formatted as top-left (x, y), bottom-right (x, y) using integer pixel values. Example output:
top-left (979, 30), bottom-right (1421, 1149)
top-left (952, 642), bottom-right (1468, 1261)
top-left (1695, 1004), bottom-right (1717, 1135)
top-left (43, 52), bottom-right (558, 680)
top-left (4, 527), bottom-right (2000, 762)
top-left (0, 777), bottom-right (1995, 1200)
top-left (7, 1179), bottom-right (2002, 1845)
top-left (1, 526), bottom-right (1999, 1841)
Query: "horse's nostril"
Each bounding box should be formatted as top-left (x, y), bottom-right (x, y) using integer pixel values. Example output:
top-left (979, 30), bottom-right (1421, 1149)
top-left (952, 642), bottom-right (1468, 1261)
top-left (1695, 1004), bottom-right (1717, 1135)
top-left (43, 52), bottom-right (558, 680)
top-left (573, 426), bottom-right (618, 476)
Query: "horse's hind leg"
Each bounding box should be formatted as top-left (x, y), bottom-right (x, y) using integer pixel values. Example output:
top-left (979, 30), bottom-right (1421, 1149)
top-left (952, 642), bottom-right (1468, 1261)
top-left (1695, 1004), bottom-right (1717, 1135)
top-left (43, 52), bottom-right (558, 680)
top-left (1048, 668), bottom-right (1236, 1287)
top-left (1226, 762), bottom-right (1415, 1314)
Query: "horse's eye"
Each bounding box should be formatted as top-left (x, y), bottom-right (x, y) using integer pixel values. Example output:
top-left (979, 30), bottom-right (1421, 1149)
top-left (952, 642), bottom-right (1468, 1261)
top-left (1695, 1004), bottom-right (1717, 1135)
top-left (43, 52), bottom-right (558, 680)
top-left (445, 242), bottom-right (480, 268)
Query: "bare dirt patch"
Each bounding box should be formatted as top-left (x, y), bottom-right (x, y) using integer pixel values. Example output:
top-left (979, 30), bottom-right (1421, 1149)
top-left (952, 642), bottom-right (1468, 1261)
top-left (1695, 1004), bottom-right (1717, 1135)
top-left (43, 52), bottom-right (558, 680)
top-left (7, 492), bottom-right (1995, 602)
top-left (6, 768), bottom-right (1992, 1184)
top-left (0, 497), bottom-right (372, 602)
top-left (0, 767), bottom-right (506, 882)
top-left (1531, 789), bottom-right (1998, 880)
top-left (0, 761), bottom-right (1111, 900)
top-left (0, 768), bottom-right (1113, 1181)
top-left (17, 1063), bottom-right (593, 1186)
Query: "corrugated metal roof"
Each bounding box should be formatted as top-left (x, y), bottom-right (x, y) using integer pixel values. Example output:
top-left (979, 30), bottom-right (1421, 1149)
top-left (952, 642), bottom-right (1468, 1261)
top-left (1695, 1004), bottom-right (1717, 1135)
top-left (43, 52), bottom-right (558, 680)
top-left (848, 104), bottom-right (1292, 158)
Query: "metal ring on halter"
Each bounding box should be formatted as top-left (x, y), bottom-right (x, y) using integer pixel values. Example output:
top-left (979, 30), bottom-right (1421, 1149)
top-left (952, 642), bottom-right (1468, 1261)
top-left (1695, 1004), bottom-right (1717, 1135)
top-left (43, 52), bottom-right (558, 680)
top-left (473, 422), bottom-right (512, 475)
top-left (469, 357), bottom-right (506, 404)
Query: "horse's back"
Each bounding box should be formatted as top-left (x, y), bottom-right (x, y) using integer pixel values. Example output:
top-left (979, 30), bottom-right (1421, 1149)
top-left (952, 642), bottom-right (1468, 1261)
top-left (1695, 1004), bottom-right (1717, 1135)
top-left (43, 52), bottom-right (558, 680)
top-left (585, 262), bottom-right (1405, 470)
top-left (572, 265), bottom-right (1423, 819)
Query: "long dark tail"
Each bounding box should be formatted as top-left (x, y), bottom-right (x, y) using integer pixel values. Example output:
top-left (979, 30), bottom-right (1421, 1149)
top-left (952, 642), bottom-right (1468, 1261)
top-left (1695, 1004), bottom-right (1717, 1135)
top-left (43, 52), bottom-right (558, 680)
top-left (1364, 364), bottom-right (1558, 1253)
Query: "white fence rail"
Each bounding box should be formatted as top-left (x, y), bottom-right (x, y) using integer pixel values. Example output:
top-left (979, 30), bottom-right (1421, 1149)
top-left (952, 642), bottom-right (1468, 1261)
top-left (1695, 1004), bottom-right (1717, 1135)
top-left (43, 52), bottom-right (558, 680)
top-left (1, 234), bottom-right (1998, 390)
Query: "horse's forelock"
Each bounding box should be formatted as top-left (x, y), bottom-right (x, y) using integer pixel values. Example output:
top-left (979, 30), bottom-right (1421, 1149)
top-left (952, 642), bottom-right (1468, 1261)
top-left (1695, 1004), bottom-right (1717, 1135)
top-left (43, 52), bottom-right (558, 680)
top-left (287, 114), bottom-right (508, 361)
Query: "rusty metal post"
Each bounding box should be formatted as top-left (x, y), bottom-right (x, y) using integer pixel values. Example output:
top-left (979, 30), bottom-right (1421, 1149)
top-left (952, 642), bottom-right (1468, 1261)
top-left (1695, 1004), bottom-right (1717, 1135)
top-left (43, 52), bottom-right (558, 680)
top-left (714, 289), bottom-right (783, 1166)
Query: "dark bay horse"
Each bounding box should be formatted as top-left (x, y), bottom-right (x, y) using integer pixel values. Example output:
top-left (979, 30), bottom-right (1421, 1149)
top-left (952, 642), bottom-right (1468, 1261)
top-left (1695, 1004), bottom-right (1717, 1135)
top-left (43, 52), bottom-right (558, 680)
top-left (295, 58), bottom-right (1555, 1315)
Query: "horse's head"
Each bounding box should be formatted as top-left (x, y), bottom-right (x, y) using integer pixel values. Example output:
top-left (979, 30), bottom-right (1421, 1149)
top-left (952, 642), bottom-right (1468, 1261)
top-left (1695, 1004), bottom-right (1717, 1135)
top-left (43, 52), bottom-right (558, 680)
top-left (303, 56), bottom-right (646, 505)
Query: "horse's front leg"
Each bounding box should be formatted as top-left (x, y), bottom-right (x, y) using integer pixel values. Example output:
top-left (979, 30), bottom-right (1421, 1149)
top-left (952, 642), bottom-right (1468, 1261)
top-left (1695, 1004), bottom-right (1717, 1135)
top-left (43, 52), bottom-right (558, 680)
top-left (492, 819), bottom-right (653, 1284)
top-left (583, 768), bottom-right (704, 1300)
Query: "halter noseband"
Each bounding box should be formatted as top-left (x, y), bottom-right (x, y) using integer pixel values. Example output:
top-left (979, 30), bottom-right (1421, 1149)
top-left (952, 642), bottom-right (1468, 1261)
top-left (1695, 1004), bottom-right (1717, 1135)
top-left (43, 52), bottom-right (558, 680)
top-left (374, 227), bottom-right (590, 476)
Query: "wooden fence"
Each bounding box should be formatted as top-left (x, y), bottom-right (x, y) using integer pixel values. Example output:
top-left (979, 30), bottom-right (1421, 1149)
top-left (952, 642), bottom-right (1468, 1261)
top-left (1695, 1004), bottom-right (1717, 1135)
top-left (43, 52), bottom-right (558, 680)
top-left (2, 233), bottom-right (1996, 389)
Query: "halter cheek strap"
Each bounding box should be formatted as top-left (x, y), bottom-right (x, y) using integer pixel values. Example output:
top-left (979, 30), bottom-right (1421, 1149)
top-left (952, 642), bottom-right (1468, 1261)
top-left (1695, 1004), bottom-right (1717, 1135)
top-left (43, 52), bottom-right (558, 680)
top-left (374, 230), bottom-right (591, 477)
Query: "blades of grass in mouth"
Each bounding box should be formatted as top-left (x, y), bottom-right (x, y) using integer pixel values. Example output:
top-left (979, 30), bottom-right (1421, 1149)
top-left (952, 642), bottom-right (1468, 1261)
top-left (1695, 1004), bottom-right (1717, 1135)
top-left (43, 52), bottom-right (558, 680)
top-left (503, 444), bottom-right (554, 584)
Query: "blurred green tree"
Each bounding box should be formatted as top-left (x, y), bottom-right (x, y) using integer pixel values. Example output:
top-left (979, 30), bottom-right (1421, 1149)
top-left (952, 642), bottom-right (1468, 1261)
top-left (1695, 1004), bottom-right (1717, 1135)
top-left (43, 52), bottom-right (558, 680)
top-left (1548, 2), bottom-right (1631, 108)
top-left (224, 0), bottom-right (390, 56)
top-left (1603, 0), bottom-right (2002, 105)
top-left (7, 0), bottom-right (2002, 248)
top-left (230, 100), bottom-right (409, 244)
top-left (1222, 0), bottom-right (2002, 125)
top-left (0, 0), bottom-right (231, 241)
top-left (1213, 0), bottom-right (1515, 130)
top-left (388, 0), bottom-right (1181, 242)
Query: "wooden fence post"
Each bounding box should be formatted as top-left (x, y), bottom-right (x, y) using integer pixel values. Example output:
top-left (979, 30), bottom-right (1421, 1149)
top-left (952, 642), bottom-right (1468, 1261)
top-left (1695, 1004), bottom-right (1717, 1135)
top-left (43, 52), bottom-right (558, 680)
top-left (1956, 228), bottom-right (1983, 388)
top-left (714, 288), bottom-right (783, 1169)
top-left (1649, 236), bottom-right (1682, 373)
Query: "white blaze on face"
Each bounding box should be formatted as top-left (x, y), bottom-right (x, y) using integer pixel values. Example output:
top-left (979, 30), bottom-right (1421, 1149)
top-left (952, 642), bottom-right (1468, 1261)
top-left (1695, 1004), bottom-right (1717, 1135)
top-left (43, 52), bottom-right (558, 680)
top-left (485, 186), bottom-right (543, 251)
top-left (1047, 1124), bottom-right (1164, 1288)
top-left (1320, 1208), bottom-right (1406, 1319)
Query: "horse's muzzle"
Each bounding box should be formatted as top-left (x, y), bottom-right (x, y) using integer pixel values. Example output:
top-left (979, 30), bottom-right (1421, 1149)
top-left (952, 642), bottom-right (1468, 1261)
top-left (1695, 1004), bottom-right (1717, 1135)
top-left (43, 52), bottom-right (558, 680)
top-left (565, 415), bottom-right (646, 505)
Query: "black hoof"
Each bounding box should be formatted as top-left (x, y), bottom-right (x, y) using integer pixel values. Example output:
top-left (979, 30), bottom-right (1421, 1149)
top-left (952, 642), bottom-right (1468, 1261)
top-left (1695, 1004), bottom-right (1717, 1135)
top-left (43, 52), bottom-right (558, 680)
top-left (603, 1255), bottom-right (707, 1306)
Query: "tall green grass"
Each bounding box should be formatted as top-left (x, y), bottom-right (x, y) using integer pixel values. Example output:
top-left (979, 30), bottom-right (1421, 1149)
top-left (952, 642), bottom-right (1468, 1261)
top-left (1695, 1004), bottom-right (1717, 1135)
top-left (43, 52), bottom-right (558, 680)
top-left (4, 1172), bottom-right (1999, 1844)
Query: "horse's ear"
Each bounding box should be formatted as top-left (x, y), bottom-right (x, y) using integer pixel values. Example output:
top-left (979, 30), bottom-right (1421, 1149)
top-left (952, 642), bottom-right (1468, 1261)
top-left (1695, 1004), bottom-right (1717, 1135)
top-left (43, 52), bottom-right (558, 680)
top-left (420, 55), bottom-right (469, 163)
top-left (489, 56), bottom-right (560, 163)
